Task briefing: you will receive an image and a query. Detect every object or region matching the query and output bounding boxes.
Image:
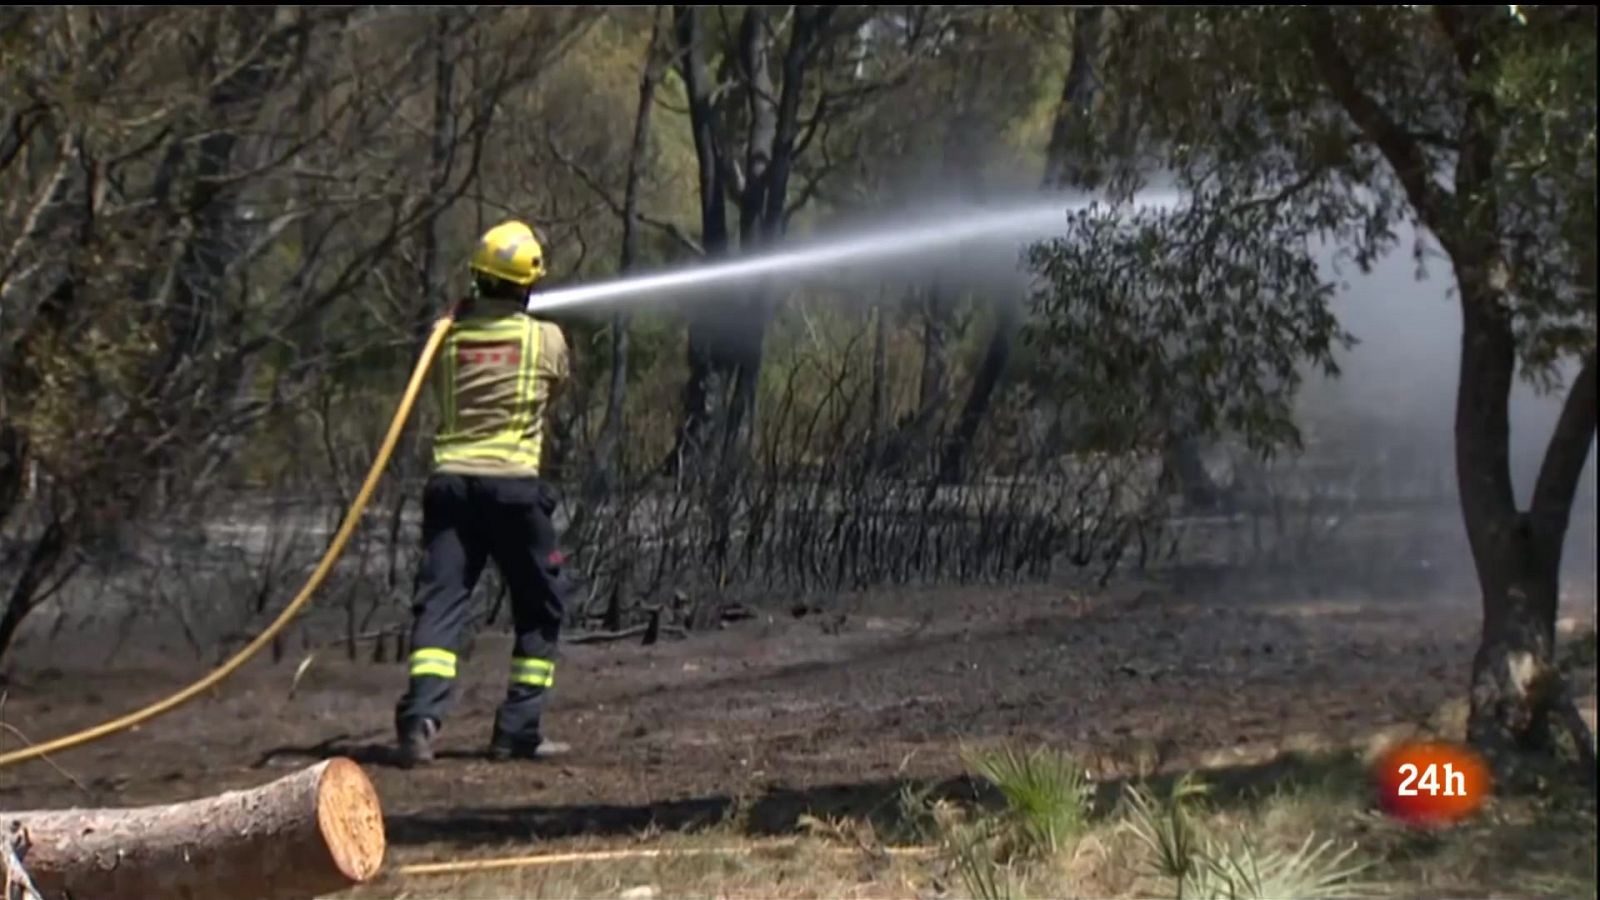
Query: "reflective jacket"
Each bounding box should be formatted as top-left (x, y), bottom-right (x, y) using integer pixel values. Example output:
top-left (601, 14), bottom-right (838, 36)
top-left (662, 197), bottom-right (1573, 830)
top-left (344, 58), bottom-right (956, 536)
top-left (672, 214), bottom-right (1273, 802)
top-left (431, 298), bottom-right (570, 478)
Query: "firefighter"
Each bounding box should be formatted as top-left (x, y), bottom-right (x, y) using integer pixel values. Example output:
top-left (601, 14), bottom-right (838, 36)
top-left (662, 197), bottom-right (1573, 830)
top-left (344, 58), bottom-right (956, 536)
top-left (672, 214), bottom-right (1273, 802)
top-left (395, 219), bottom-right (573, 767)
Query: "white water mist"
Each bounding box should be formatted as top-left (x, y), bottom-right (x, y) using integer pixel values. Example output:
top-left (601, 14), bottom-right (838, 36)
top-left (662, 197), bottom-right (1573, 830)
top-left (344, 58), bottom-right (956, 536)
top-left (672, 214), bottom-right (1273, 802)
top-left (523, 193), bottom-right (1181, 316)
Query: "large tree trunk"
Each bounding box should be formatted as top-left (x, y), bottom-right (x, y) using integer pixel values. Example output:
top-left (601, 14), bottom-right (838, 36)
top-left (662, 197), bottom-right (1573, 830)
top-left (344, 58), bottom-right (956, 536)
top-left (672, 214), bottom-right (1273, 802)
top-left (939, 297), bottom-right (1017, 485)
top-left (419, 9), bottom-right (458, 332)
top-left (869, 302), bottom-right (889, 462)
top-left (916, 285), bottom-right (953, 427)
top-left (1306, 6), bottom-right (1596, 776)
top-left (1162, 436), bottom-right (1224, 511)
top-left (672, 4), bottom-right (834, 473)
top-left (938, 7), bottom-right (1106, 485)
top-left (5, 758), bottom-right (386, 900)
top-left (718, 5), bottom-right (829, 460)
top-left (726, 2), bottom-right (776, 461)
top-left (591, 13), bottom-right (668, 498)
top-left (0, 520), bottom-right (68, 665)
top-left (1464, 329), bottom-right (1597, 770)
top-left (672, 4), bottom-right (732, 475)
top-left (0, 422), bottom-right (24, 530)
top-left (1467, 528), bottom-right (1564, 756)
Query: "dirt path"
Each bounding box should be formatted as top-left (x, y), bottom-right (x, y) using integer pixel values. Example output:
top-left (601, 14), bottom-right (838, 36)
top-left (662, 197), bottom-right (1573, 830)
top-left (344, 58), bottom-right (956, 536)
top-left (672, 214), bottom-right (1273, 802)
top-left (2, 580), bottom-right (1594, 861)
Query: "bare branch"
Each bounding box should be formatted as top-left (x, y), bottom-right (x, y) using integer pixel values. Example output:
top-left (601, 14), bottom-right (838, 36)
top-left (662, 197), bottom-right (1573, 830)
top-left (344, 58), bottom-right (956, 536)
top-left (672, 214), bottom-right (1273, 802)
top-left (1530, 349), bottom-right (1598, 535)
top-left (543, 133), bottom-right (705, 256)
top-left (1301, 8), bottom-right (1452, 230)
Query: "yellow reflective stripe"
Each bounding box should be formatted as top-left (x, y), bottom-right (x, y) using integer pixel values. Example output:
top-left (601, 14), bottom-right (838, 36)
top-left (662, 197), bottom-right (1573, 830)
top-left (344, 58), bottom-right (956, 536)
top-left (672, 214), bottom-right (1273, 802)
top-left (452, 320), bottom-right (529, 341)
top-left (409, 647), bottom-right (458, 679)
top-left (510, 657), bottom-right (555, 687)
top-left (433, 441), bottom-right (543, 468)
top-left (432, 313), bottom-right (546, 472)
top-left (440, 332), bottom-right (458, 431)
top-left (508, 317), bottom-right (536, 443)
top-left (523, 320), bottom-right (543, 469)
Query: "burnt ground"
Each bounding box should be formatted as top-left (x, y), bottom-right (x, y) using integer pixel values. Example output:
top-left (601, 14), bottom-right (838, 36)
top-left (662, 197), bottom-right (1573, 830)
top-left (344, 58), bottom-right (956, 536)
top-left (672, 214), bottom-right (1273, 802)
top-left (1, 574), bottom-right (1596, 869)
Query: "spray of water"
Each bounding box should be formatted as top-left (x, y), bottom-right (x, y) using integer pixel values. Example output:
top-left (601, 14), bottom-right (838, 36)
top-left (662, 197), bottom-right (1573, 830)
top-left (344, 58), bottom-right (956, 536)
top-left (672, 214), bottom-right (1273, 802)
top-left (523, 193), bottom-right (1182, 316)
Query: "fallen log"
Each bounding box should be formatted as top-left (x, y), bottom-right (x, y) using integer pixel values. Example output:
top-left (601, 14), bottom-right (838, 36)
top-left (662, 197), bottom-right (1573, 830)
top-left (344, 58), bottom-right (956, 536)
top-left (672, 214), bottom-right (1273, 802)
top-left (4, 757), bottom-right (384, 900)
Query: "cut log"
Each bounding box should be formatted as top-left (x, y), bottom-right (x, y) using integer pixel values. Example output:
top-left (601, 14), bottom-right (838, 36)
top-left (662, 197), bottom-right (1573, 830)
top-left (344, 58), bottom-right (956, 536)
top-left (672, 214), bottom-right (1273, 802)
top-left (4, 757), bottom-right (385, 900)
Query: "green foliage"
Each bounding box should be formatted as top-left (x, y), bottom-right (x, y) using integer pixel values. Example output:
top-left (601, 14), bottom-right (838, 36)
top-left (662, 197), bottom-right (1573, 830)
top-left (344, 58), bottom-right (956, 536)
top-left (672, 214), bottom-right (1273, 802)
top-left (1079, 5), bottom-right (1595, 384)
top-left (1189, 833), bottom-right (1377, 900)
top-left (1122, 774), bottom-right (1379, 900)
top-left (964, 743), bottom-right (1095, 858)
top-left (1479, 6), bottom-right (1597, 383)
top-left (1023, 194), bottom-right (1352, 457)
top-left (1124, 773), bottom-right (1212, 889)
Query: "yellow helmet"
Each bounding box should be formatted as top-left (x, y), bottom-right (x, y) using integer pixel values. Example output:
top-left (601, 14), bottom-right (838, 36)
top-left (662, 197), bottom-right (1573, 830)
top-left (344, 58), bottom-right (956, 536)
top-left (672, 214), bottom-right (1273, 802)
top-left (469, 220), bottom-right (546, 287)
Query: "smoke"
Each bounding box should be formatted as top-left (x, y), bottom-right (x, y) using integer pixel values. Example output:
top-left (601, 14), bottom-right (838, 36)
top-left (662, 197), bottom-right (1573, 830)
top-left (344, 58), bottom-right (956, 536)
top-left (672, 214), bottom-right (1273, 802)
top-left (1300, 226), bottom-right (1598, 596)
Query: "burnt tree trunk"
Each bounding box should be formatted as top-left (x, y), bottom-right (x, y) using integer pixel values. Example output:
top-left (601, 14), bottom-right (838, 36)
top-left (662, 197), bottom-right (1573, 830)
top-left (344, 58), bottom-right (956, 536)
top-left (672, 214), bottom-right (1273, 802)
top-left (724, 5), bottom-right (780, 460)
top-left (869, 302), bottom-right (889, 462)
top-left (941, 6), bottom-right (1105, 485)
top-left (591, 12), bottom-right (668, 498)
top-left (723, 5), bottom-right (831, 459)
top-left (673, 4), bottom-right (732, 475)
top-left (672, 5), bottom-right (835, 475)
top-left (0, 423), bottom-right (24, 530)
top-left (938, 294), bottom-right (1017, 485)
top-left (5, 758), bottom-right (386, 900)
top-left (1162, 436), bottom-right (1224, 511)
top-left (419, 9), bottom-right (458, 334)
top-left (916, 285), bottom-right (953, 430)
top-left (0, 520), bottom-right (68, 665)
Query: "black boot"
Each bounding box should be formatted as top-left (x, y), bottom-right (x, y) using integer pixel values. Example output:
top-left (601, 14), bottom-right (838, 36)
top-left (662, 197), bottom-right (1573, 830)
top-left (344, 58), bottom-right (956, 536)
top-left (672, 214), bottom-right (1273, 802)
top-left (487, 729), bottom-right (570, 762)
top-left (397, 717), bottom-right (439, 769)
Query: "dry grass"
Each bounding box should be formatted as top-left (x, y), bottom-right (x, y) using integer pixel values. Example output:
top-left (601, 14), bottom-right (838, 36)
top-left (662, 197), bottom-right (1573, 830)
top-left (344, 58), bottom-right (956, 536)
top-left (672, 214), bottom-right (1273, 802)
top-left (353, 739), bottom-right (1596, 900)
top-left (352, 830), bottom-right (935, 900)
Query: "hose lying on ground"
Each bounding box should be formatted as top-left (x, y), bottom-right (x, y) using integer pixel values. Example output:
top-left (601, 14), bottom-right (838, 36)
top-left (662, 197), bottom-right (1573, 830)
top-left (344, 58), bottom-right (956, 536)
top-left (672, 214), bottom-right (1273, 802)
top-left (0, 316), bottom-right (455, 770)
top-left (393, 841), bottom-right (937, 878)
top-left (0, 313), bottom-right (947, 884)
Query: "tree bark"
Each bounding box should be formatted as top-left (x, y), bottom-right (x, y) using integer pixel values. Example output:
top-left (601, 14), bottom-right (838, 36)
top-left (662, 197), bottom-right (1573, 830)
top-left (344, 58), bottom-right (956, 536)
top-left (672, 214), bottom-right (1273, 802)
top-left (673, 5), bottom-right (837, 472)
top-left (1162, 436), bottom-right (1223, 511)
top-left (673, 4), bottom-right (733, 473)
top-left (591, 13), bottom-right (668, 497)
top-left (420, 8), bottom-right (458, 331)
top-left (1305, 8), bottom-right (1596, 772)
top-left (0, 422), bottom-right (24, 530)
top-left (1465, 341), bottom-right (1597, 767)
top-left (869, 302), bottom-right (889, 462)
top-left (939, 296), bottom-right (1015, 485)
top-left (0, 520), bottom-right (67, 665)
top-left (720, 6), bottom-right (833, 459)
top-left (916, 285), bottom-right (953, 426)
top-left (4, 758), bottom-right (386, 900)
top-left (939, 7), bottom-right (1105, 485)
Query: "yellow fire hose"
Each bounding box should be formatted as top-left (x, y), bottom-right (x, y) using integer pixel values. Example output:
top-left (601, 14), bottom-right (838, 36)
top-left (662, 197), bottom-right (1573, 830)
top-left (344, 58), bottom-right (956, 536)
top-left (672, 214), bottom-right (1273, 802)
top-left (0, 311), bottom-right (938, 879)
top-left (0, 315), bottom-right (455, 769)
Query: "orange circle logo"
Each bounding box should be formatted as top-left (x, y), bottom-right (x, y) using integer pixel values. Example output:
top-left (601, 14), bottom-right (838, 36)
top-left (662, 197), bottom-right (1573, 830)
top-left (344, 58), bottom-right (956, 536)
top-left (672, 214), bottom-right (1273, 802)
top-left (1372, 740), bottom-right (1491, 826)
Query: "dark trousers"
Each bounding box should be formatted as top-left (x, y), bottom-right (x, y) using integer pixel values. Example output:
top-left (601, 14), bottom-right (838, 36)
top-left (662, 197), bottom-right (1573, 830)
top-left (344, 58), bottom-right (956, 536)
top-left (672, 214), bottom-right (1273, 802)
top-left (395, 472), bottom-right (567, 744)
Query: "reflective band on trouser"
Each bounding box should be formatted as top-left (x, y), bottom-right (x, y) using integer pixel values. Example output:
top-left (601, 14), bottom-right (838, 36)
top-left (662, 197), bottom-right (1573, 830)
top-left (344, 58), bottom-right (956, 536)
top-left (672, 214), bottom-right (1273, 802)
top-left (510, 657), bottom-right (554, 688)
top-left (409, 647), bottom-right (458, 679)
